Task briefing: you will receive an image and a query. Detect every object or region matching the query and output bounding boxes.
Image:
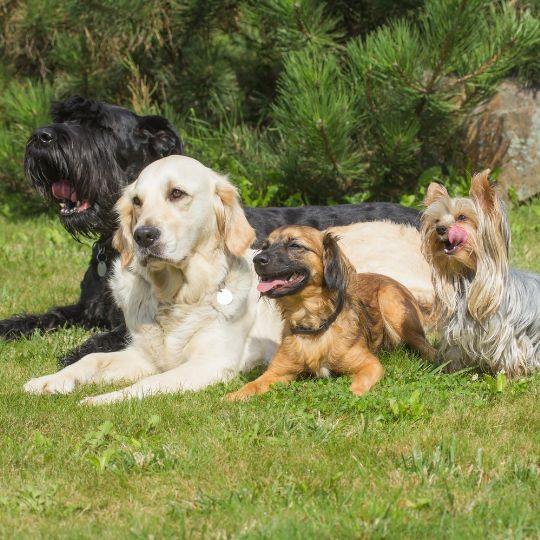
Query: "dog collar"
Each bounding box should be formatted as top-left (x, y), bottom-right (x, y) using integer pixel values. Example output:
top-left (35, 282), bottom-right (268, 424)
top-left (290, 293), bottom-right (345, 336)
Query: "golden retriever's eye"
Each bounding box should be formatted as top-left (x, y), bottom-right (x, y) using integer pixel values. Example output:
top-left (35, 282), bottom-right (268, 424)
top-left (456, 214), bottom-right (467, 222)
top-left (132, 196), bottom-right (142, 207)
top-left (170, 188), bottom-right (187, 201)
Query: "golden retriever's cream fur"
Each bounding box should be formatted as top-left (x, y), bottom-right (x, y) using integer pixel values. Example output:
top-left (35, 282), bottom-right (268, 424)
top-left (23, 156), bottom-right (281, 404)
top-left (23, 156), bottom-right (433, 404)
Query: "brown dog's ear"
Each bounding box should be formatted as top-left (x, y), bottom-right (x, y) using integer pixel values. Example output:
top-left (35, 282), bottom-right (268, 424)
top-left (424, 182), bottom-right (449, 207)
top-left (470, 169), bottom-right (497, 214)
top-left (215, 175), bottom-right (256, 256)
top-left (112, 194), bottom-right (135, 267)
top-left (322, 233), bottom-right (351, 294)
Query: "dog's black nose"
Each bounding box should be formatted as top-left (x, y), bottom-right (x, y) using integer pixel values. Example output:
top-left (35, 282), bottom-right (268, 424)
top-left (134, 226), bottom-right (161, 247)
top-left (254, 252), bottom-right (269, 266)
top-left (35, 128), bottom-right (56, 144)
top-left (436, 226), bottom-right (447, 236)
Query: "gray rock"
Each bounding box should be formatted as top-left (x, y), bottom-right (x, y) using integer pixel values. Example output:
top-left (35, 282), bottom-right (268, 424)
top-left (465, 81), bottom-right (540, 203)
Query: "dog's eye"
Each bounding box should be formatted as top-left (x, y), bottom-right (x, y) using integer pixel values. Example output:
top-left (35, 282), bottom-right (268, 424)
top-left (170, 188), bottom-right (186, 201)
top-left (132, 196), bottom-right (142, 207)
top-left (456, 214), bottom-right (467, 221)
top-left (288, 241), bottom-right (304, 250)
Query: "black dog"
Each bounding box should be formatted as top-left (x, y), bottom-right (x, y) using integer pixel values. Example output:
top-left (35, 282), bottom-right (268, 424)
top-left (0, 96), bottom-right (420, 367)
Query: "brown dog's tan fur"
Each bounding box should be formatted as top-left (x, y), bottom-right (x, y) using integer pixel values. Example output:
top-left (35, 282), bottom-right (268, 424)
top-left (227, 226), bottom-right (435, 400)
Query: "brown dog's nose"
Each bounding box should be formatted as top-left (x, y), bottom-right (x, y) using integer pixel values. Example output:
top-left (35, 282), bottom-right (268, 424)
top-left (253, 252), bottom-right (269, 266)
top-left (134, 226), bottom-right (161, 247)
top-left (436, 226), bottom-right (447, 236)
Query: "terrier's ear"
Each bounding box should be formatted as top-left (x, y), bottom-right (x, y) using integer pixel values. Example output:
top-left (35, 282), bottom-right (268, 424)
top-left (470, 169), bottom-right (497, 214)
top-left (424, 182), bottom-right (449, 207)
top-left (322, 233), bottom-right (351, 294)
top-left (214, 175), bottom-right (256, 257)
top-left (112, 193), bottom-right (135, 267)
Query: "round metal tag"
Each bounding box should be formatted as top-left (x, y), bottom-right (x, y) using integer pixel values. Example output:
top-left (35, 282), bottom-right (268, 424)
top-left (217, 288), bottom-right (233, 306)
top-left (97, 261), bottom-right (107, 277)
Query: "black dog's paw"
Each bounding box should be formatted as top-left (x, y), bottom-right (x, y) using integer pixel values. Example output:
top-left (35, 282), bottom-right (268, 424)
top-left (0, 315), bottom-right (41, 340)
top-left (58, 325), bottom-right (128, 367)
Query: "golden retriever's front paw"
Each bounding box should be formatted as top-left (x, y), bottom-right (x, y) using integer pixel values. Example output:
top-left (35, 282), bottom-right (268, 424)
top-left (23, 374), bottom-right (76, 395)
top-left (79, 390), bottom-right (127, 406)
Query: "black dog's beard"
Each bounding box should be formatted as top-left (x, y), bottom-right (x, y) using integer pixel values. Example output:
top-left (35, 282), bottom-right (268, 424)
top-left (25, 130), bottom-right (125, 239)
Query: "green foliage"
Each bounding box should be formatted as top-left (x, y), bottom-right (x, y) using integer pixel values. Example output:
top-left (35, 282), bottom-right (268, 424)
top-left (0, 0), bottom-right (539, 205)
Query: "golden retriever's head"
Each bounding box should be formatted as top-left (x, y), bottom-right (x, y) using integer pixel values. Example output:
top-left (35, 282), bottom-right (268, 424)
top-left (254, 225), bottom-right (353, 300)
top-left (113, 155), bottom-right (255, 269)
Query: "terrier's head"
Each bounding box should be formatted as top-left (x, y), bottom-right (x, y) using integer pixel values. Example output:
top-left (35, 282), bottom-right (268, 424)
top-left (421, 169), bottom-right (510, 319)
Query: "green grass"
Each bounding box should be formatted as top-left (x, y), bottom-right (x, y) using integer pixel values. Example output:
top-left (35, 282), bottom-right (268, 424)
top-left (1, 201), bottom-right (539, 539)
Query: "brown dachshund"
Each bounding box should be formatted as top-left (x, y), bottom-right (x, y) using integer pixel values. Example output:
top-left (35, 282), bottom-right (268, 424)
top-left (227, 225), bottom-right (435, 400)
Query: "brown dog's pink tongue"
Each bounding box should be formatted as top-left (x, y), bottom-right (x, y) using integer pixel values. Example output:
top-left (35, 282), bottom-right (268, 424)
top-left (448, 226), bottom-right (467, 245)
top-left (257, 279), bottom-right (288, 293)
top-left (52, 181), bottom-right (75, 200)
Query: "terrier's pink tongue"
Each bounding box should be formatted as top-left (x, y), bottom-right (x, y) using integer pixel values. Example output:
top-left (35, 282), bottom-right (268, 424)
top-left (52, 181), bottom-right (76, 201)
top-left (448, 226), bottom-right (467, 245)
top-left (257, 279), bottom-right (288, 293)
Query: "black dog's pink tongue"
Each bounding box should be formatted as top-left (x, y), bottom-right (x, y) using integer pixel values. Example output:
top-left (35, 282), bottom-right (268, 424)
top-left (257, 279), bottom-right (288, 293)
top-left (52, 181), bottom-right (77, 202)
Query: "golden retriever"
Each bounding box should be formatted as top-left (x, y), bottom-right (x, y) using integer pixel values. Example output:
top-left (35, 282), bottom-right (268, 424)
top-left (23, 155), bottom-right (280, 404)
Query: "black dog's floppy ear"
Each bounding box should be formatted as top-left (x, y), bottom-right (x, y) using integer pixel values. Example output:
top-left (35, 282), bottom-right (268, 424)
top-left (322, 232), bottom-right (351, 294)
top-left (138, 116), bottom-right (184, 158)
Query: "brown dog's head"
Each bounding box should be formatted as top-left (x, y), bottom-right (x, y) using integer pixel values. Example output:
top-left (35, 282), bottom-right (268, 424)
top-left (254, 225), bottom-right (352, 300)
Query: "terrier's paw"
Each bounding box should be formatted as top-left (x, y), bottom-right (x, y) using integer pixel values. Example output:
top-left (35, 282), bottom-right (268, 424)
top-left (23, 374), bottom-right (76, 395)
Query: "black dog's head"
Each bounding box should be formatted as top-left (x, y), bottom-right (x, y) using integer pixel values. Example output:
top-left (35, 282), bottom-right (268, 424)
top-left (254, 225), bottom-right (352, 300)
top-left (25, 96), bottom-right (183, 238)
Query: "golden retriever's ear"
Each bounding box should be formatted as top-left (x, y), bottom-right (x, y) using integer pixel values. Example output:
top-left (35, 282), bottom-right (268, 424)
top-left (215, 176), bottom-right (256, 256)
top-left (469, 169), bottom-right (496, 214)
top-left (322, 232), bottom-right (351, 294)
top-left (424, 182), bottom-right (449, 207)
top-left (112, 194), bottom-right (135, 267)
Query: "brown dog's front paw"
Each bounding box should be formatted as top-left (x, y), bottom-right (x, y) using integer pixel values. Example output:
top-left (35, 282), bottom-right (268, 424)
top-left (226, 388), bottom-right (253, 401)
top-left (349, 381), bottom-right (370, 396)
top-left (226, 381), bottom-right (265, 401)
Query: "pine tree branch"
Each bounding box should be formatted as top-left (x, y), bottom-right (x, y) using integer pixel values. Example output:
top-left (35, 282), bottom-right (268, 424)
top-left (317, 118), bottom-right (342, 182)
top-left (293, 3), bottom-right (311, 40)
top-left (439, 41), bottom-right (515, 91)
top-left (424, 0), bottom-right (468, 95)
top-left (393, 63), bottom-right (426, 93)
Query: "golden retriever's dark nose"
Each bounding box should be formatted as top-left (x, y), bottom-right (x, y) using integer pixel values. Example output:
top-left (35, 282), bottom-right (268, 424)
top-left (436, 226), bottom-right (447, 236)
top-left (134, 226), bottom-right (161, 247)
top-left (253, 252), bottom-right (269, 267)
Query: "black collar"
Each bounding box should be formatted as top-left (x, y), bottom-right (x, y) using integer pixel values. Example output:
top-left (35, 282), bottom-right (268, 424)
top-left (289, 292), bottom-right (345, 336)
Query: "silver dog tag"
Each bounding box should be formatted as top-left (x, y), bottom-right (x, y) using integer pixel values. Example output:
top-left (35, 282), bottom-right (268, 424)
top-left (97, 261), bottom-right (107, 277)
top-left (217, 288), bottom-right (233, 305)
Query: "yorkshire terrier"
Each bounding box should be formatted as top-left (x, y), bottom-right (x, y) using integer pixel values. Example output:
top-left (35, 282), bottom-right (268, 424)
top-left (226, 225), bottom-right (435, 400)
top-left (421, 169), bottom-right (540, 376)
